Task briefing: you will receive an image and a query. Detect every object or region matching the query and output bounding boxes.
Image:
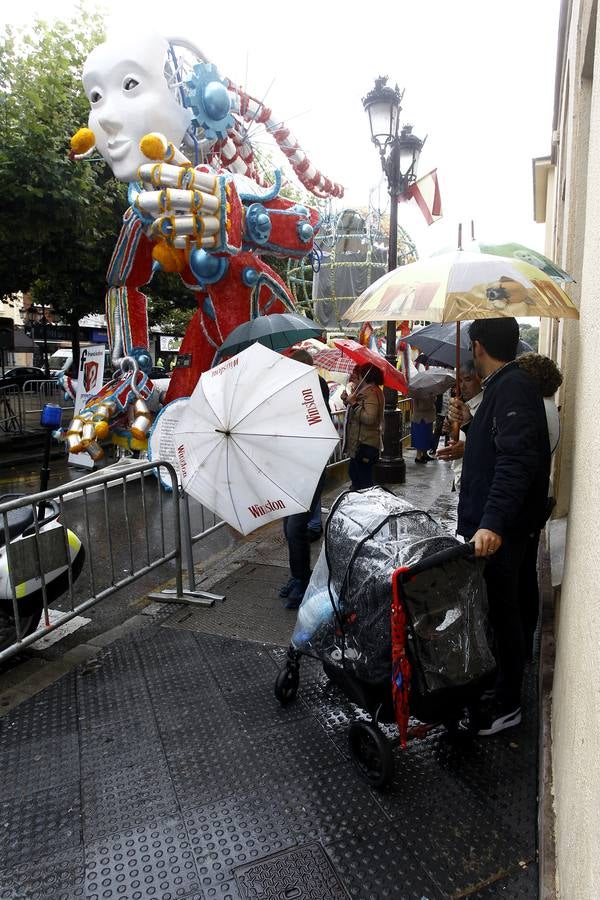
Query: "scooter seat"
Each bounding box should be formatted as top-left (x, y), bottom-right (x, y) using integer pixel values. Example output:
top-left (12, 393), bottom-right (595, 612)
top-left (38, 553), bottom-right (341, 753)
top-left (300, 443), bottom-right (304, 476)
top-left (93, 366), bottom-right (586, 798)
top-left (0, 495), bottom-right (35, 548)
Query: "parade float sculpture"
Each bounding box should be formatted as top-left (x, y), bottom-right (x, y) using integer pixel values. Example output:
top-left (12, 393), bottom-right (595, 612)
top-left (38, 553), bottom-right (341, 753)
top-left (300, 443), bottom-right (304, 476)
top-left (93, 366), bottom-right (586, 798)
top-left (63, 31), bottom-right (343, 458)
top-left (288, 207), bottom-right (417, 330)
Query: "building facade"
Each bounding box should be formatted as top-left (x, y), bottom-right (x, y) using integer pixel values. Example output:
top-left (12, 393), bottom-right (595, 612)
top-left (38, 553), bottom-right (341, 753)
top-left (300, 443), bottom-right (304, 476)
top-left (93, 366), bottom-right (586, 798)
top-left (534, 2), bottom-right (600, 897)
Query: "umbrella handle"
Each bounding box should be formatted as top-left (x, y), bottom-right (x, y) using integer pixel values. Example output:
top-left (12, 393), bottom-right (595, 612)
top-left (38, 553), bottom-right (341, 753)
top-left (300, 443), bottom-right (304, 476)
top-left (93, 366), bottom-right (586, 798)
top-left (452, 320), bottom-right (461, 441)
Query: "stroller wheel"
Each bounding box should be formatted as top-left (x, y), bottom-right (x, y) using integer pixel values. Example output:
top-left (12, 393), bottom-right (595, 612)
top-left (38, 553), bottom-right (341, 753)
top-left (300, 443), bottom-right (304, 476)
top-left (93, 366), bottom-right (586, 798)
top-left (274, 665), bottom-right (299, 705)
top-left (348, 720), bottom-right (394, 789)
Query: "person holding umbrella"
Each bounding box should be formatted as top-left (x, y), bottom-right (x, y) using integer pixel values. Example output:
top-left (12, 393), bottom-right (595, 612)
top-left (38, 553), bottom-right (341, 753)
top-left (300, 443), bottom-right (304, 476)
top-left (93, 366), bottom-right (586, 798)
top-left (278, 349), bottom-right (332, 609)
top-left (449, 318), bottom-right (551, 736)
top-left (341, 364), bottom-right (384, 489)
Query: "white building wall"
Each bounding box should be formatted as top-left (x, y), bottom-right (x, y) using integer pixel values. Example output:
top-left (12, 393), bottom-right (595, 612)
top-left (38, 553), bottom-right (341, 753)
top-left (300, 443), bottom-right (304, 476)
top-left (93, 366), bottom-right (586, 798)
top-left (549, 2), bottom-right (600, 897)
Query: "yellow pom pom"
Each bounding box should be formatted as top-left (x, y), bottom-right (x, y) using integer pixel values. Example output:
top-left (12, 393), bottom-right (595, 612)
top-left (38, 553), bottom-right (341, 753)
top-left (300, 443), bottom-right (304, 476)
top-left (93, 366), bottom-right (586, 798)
top-left (152, 241), bottom-right (185, 273)
top-left (94, 420), bottom-right (110, 441)
top-left (70, 127), bottom-right (95, 154)
top-left (140, 132), bottom-right (167, 161)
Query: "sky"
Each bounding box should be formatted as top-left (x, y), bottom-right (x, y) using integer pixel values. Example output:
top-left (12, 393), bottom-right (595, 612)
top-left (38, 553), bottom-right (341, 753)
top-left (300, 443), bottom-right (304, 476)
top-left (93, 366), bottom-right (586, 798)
top-left (2, 0), bottom-right (561, 261)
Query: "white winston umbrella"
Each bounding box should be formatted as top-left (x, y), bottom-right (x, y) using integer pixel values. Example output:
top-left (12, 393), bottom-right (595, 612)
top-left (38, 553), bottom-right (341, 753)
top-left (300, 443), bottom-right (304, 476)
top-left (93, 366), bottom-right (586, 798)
top-left (173, 342), bottom-right (339, 535)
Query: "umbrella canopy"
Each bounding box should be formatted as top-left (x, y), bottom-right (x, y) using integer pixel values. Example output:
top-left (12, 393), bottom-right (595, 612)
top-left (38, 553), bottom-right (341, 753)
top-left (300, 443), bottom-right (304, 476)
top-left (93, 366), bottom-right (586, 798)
top-left (408, 367), bottom-right (456, 399)
top-left (312, 347), bottom-right (357, 376)
top-left (407, 321), bottom-right (533, 368)
top-left (173, 342), bottom-right (339, 535)
top-left (463, 241), bottom-right (574, 283)
top-left (344, 251), bottom-right (580, 324)
top-left (215, 313), bottom-right (324, 360)
top-left (333, 339), bottom-right (409, 394)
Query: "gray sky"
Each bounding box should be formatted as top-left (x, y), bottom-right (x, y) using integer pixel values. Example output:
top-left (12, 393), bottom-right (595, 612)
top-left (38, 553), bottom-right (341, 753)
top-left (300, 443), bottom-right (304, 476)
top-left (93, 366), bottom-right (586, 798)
top-left (3, 0), bottom-right (560, 260)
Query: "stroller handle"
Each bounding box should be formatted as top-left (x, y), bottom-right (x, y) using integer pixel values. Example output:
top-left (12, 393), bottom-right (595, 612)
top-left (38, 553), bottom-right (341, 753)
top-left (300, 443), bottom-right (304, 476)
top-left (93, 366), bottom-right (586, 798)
top-left (393, 541), bottom-right (475, 583)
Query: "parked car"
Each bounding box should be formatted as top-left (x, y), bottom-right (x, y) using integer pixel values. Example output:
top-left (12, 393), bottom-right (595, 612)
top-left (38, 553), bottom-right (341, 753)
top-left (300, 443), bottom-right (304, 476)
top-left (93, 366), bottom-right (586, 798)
top-left (149, 366), bottom-right (171, 380)
top-left (0, 366), bottom-right (46, 389)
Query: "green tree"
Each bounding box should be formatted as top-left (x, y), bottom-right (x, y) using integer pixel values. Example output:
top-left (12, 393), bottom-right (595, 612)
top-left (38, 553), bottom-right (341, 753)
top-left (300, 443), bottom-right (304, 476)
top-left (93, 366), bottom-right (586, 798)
top-left (0, 6), bottom-right (127, 366)
top-left (146, 271), bottom-right (197, 334)
top-left (519, 323), bottom-right (539, 352)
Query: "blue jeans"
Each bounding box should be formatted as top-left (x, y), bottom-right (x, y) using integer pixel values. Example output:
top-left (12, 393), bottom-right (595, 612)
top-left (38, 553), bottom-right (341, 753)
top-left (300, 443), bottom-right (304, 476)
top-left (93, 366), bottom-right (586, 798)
top-left (307, 489), bottom-right (322, 531)
top-left (283, 471), bottom-right (326, 583)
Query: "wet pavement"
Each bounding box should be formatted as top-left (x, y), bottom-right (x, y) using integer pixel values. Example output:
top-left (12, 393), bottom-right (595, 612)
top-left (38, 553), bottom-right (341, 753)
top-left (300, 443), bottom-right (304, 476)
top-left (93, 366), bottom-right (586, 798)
top-left (0, 453), bottom-right (539, 899)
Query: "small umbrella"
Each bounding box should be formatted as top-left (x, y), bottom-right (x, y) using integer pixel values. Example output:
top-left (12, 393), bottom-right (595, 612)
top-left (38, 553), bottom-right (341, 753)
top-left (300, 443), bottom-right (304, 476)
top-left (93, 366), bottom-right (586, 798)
top-left (406, 321), bottom-right (532, 368)
top-left (215, 313), bottom-right (324, 360)
top-left (408, 367), bottom-right (456, 399)
top-left (333, 339), bottom-right (409, 394)
top-left (173, 343), bottom-right (339, 535)
top-left (311, 347), bottom-right (357, 376)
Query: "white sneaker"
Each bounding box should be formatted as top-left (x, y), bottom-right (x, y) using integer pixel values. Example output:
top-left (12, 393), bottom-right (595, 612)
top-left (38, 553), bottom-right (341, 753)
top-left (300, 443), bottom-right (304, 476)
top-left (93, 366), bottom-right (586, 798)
top-left (477, 706), bottom-right (522, 736)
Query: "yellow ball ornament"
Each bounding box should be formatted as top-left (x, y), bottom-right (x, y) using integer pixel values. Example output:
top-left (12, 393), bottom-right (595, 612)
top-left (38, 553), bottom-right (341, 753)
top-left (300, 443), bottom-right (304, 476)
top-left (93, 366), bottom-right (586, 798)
top-left (152, 241), bottom-right (185, 273)
top-left (139, 133), bottom-right (168, 160)
top-left (70, 127), bottom-right (95, 155)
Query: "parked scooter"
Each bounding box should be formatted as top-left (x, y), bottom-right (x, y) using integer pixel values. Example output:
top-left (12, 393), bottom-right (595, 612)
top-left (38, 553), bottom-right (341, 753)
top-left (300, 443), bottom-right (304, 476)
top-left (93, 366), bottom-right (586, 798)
top-left (0, 494), bottom-right (85, 653)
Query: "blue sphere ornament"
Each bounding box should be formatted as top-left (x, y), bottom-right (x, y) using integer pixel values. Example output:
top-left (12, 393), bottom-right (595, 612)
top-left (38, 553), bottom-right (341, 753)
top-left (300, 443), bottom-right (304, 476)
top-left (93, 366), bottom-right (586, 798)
top-left (246, 204), bottom-right (272, 245)
top-left (130, 347), bottom-right (152, 374)
top-left (242, 267), bottom-right (260, 287)
top-left (297, 222), bottom-right (314, 243)
top-left (189, 248), bottom-right (228, 285)
top-left (203, 81), bottom-right (231, 121)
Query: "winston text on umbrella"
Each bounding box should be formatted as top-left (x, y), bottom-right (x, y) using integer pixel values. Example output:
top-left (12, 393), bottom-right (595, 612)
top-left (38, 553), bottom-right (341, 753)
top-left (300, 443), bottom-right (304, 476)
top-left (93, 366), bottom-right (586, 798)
top-left (301, 388), bottom-right (322, 426)
top-left (248, 499), bottom-right (286, 519)
top-left (177, 445), bottom-right (188, 479)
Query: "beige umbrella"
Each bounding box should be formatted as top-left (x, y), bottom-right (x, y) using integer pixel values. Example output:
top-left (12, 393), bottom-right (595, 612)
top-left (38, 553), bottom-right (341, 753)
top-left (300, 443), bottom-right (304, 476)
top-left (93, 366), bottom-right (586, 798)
top-left (345, 249), bottom-right (579, 434)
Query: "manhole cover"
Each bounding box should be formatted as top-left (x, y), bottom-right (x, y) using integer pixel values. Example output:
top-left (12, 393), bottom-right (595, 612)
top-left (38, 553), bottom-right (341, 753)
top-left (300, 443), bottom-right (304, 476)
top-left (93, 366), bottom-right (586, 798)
top-left (235, 842), bottom-right (349, 899)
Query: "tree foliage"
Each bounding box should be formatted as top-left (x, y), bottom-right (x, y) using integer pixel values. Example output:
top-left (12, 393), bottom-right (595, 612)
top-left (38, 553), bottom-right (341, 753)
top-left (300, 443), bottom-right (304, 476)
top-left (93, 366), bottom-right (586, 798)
top-left (0, 6), bottom-right (126, 328)
top-left (519, 322), bottom-right (539, 352)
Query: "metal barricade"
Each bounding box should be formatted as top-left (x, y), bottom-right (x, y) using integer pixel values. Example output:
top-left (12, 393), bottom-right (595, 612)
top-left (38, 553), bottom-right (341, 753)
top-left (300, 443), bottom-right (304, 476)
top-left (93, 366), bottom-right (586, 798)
top-left (399, 397), bottom-right (413, 447)
top-left (0, 459), bottom-right (182, 662)
top-left (22, 379), bottom-right (74, 431)
top-left (148, 488), bottom-right (226, 609)
top-left (0, 386), bottom-right (23, 434)
top-left (328, 409), bottom-right (348, 466)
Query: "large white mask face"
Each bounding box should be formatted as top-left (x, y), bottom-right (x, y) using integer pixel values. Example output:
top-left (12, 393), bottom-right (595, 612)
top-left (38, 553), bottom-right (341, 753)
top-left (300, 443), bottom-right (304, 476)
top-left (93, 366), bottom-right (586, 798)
top-left (83, 32), bottom-right (192, 182)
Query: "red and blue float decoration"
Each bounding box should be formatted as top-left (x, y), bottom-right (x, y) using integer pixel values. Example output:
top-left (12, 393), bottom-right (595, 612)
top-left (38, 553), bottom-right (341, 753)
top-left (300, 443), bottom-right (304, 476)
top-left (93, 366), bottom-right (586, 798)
top-left (64, 31), bottom-right (343, 458)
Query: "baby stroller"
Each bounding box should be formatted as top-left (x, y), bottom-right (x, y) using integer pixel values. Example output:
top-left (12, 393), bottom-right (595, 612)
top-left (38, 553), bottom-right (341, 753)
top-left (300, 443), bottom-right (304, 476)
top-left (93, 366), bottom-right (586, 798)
top-left (274, 487), bottom-right (495, 788)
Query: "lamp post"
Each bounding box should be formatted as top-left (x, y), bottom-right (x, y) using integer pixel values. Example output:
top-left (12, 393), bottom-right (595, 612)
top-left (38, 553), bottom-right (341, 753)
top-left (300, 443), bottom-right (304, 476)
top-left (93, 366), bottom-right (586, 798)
top-left (363, 77), bottom-right (424, 484)
top-left (23, 301), bottom-right (50, 377)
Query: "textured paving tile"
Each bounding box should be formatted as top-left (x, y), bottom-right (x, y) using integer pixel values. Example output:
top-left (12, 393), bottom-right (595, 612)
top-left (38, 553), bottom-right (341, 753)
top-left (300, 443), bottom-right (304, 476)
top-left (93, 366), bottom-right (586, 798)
top-left (0, 783), bottom-right (82, 870)
top-left (0, 847), bottom-right (86, 900)
top-left (84, 816), bottom-right (200, 900)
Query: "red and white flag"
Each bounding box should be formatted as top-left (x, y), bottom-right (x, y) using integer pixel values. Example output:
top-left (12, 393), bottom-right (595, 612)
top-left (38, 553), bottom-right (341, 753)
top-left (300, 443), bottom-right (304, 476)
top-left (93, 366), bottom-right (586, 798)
top-left (405, 169), bottom-right (442, 225)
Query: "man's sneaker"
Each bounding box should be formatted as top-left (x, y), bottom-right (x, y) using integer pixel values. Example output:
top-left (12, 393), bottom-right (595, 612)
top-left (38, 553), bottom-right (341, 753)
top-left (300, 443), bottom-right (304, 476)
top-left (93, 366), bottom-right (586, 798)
top-left (477, 704), bottom-right (522, 736)
top-left (278, 577), bottom-right (297, 599)
top-left (307, 527), bottom-right (323, 543)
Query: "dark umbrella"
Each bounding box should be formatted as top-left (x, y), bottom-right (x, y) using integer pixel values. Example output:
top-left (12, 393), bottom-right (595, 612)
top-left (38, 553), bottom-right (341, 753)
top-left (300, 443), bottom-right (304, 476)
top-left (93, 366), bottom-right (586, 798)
top-left (215, 313), bottom-right (324, 361)
top-left (406, 321), bottom-right (532, 368)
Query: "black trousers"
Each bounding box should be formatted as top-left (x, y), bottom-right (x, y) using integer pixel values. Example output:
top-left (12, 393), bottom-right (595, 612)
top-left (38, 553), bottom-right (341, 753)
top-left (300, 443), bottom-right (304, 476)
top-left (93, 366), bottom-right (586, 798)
top-left (480, 536), bottom-right (528, 709)
top-left (283, 471), bottom-right (326, 584)
top-left (518, 530), bottom-right (542, 658)
top-left (430, 414), bottom-right (447, 453)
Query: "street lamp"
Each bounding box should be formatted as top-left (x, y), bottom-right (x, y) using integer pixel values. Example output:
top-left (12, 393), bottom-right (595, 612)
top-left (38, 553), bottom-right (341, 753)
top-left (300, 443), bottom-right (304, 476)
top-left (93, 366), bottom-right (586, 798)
top-left (363, 76), bottom-right (424, 484)
top-left (23, 301), bottom-right (50, 377)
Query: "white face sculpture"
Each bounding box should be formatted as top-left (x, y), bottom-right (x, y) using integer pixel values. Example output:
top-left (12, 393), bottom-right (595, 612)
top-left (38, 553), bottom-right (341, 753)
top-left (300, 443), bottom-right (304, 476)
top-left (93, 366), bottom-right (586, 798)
top-left (83, 32), bottom-right (192, 182)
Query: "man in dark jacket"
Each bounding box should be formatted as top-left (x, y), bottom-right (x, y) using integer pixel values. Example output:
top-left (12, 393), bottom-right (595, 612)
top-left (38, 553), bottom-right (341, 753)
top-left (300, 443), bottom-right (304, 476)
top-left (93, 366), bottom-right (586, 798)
top-left (450, 318), bottom-right (550, 735)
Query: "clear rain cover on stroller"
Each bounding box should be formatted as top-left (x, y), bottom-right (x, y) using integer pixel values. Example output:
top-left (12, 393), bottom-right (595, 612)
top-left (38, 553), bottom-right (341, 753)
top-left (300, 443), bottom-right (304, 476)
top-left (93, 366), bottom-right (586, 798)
top-left (292, 487), bottom-right (495, 694)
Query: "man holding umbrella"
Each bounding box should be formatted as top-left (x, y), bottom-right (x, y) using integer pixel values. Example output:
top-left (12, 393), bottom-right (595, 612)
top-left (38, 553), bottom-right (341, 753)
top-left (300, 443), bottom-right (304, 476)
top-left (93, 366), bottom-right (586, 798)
top-left (450, 318), bottom-right (550, 736)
